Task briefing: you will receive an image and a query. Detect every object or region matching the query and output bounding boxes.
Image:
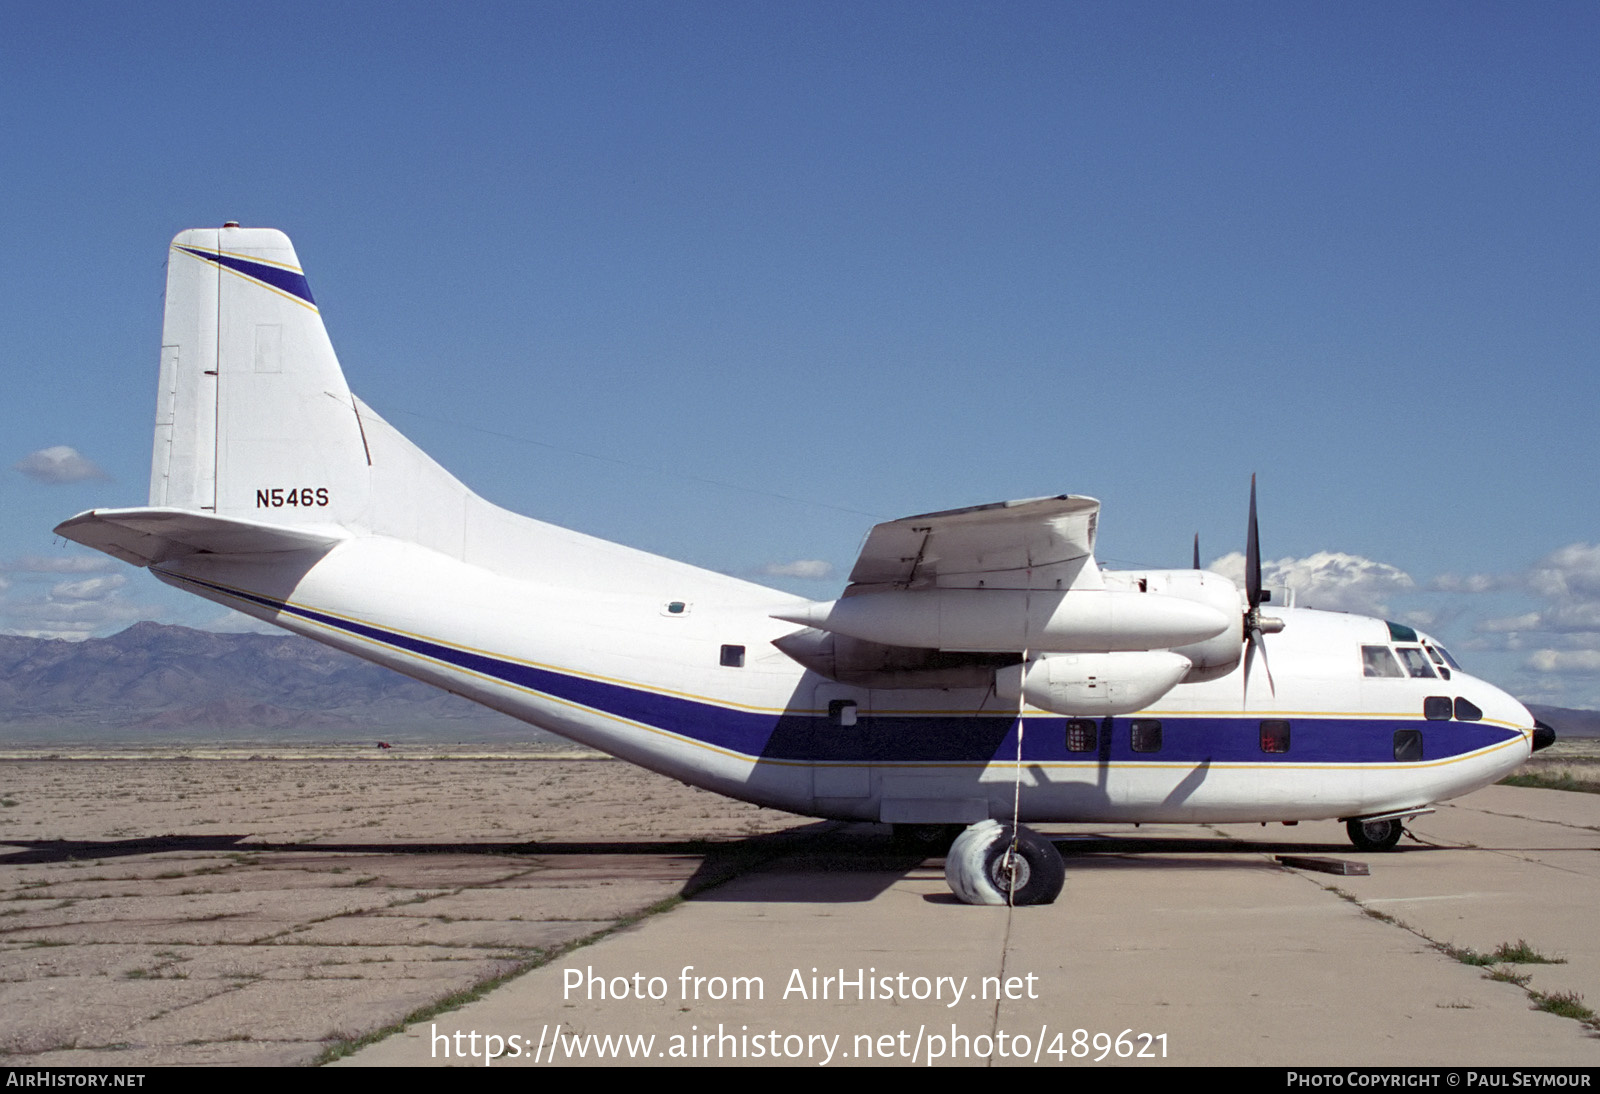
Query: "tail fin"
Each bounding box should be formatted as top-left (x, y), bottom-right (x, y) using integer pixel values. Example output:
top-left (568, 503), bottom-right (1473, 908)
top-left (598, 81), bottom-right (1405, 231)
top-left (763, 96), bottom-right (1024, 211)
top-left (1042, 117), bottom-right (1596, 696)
top-left (63, 226), bottom-right (492, 566)
top-left (151, 226), bottom-right (372, 524)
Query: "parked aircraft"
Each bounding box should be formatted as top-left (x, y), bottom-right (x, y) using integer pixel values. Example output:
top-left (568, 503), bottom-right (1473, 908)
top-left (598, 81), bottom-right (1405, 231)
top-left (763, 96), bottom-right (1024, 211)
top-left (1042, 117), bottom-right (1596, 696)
top-left (56, 226), bottom-right (1552, 905)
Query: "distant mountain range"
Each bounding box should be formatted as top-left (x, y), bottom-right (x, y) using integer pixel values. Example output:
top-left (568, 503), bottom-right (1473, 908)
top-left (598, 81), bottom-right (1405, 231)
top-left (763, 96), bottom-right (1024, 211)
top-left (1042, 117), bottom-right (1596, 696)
top-left (0, 622), bottom-right (535, 741)
top-left (1525, 704), bottom-right (1600, 739)
top-left (1, 623), bottom-right (1595, 742)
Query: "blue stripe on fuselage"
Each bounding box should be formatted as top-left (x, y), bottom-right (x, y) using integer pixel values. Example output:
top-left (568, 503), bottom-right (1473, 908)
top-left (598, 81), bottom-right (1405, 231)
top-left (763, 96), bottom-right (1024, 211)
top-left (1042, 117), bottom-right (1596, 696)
top-left (161, 571), bottom-right (1520, 767)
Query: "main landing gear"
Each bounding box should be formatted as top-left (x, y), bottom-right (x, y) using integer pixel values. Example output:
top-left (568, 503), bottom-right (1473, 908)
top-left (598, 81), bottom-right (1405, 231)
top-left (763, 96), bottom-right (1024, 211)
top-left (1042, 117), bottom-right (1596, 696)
top-left (1346, 817), bottom-right (1404, 852)
top-left (944, 820), bottom-right (1065, 906)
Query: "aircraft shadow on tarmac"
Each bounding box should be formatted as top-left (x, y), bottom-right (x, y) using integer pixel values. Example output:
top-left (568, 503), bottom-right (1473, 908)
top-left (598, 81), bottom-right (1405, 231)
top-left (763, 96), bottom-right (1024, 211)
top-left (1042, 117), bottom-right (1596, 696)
top-left (0, 823), bottom-right (1518, 906)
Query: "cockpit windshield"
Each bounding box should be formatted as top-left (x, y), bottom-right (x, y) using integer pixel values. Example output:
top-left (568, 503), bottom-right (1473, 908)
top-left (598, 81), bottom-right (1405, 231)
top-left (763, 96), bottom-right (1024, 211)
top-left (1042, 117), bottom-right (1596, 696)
top-left (1395, 647), bottom-right (1437, 679)
top-left (1362, 645), bottom-right (1404, 678)
top-left (1361, 635), bottom-right (1466, 680)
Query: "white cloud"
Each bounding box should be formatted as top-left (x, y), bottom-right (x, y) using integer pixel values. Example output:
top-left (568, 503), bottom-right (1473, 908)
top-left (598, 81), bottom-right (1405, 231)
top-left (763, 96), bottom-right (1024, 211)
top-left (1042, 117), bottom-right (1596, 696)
top-left (1429, 573), bottom-right (1509, 594)
top-left (50, 574), bottom-right (127, 601)
top-left (0, 567), bottom-right (153, 640)
top-left (1, 592), bottom-right (148, 638)
top-left (1525, 649), bottom-right (1600, 675)
top-left (7, 555), bottom-right (119, 574)
top-left (758, 559), bottom-right (835, 580)
top-left (1478, 612), bottom-right (1543, 633)
top-left (1211, 550), bottom-right (1413, 616)
top-left (13, 446), bottom-right (110, 484)
top-left (1527, 543), bottom-right (1600, 600)
top-left (202, 609), bottom-right (284, 635)
top-left (1458, 544), bottom-right (1600, 641)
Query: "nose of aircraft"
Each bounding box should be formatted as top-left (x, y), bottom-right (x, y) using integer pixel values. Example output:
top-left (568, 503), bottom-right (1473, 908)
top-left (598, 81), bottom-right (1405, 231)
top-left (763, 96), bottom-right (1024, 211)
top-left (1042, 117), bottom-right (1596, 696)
top-left (1532, 719), bottom-right (1557, 752)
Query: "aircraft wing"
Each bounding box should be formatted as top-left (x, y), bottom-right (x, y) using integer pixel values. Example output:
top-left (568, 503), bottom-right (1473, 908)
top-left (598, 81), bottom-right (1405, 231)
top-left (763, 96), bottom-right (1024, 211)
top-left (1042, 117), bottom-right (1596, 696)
top-left (54, 507), bottom-right (348, 567)
top-left (846, 495), bottom-right (1100, 591)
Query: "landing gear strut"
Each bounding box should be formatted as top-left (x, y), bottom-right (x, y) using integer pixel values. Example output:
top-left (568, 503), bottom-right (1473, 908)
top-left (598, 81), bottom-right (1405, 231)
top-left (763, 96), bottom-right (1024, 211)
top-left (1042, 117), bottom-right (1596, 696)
top-left (1346, 817), bottom-right (1404, 851)
top-left (944, 820), bottom-right (1065, 906)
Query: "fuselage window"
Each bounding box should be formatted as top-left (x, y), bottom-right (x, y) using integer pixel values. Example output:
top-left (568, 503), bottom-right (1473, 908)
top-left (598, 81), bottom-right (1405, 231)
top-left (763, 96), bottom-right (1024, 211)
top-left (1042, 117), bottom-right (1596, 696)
top-left (1454, 697), bottom-right (1482, 721)
top-left (1259, 720), bottom-right (1290, 753)
top-left (1065, 718), bottom-right (1098, 753)
top-left (1362, 645), bottom-right (1404, 678)
top-left (1130, 719), bottom-right (1162, 753)
top-left (828, 699), bottom-right (858, 727)
top-left (1393, 729), bottom-right (1424, 762)
top-left (720, 644), bottom-right (745, 668)
top-left (1423, 696), bottom-right (1453, 720)
top-left (1396, 647), bottom-right (1437, 679)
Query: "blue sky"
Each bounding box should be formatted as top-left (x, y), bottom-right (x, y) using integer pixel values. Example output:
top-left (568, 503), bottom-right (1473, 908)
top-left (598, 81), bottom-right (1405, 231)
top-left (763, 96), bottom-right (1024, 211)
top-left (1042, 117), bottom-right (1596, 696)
top-left (4, 2), bottom-right (1598, 706)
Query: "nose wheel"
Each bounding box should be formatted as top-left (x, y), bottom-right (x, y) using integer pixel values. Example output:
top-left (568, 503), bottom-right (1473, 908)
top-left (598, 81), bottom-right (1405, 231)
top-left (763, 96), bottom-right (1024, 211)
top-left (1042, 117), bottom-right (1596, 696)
top-left (944, 820), bottom-right (1065, 905)
top-left (1346, 817), bottom-right (1404, 851)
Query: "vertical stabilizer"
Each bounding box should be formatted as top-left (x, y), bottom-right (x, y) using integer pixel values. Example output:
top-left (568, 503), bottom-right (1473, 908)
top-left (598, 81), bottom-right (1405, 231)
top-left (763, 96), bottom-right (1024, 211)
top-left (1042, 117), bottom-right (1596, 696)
top-left (150, 226), bottom-right (372, 526)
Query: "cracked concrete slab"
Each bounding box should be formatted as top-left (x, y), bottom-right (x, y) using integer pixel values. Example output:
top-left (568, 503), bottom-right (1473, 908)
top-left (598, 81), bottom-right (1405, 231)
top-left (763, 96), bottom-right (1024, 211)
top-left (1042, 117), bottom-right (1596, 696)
top-left (345, 788), bottom-right (1600, 1068)
top-left (0, 748), bottom-right (799, 1066)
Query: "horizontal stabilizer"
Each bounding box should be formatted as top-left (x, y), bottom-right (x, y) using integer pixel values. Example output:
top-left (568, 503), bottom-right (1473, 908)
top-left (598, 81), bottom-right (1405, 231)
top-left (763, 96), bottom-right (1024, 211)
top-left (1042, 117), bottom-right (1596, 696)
top-left (54, 507), bottom-right (348, 568)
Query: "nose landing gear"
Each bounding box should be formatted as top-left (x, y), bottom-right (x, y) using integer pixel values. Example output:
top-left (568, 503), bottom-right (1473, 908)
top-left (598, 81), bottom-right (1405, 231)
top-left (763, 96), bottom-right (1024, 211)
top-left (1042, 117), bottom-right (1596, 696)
top-left (1346, 817), bottom-right (1404, 851)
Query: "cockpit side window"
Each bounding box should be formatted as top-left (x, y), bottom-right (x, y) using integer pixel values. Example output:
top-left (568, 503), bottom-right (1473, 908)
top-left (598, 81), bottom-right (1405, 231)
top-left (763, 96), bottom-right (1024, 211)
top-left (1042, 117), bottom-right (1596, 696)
top-left (1362, 645), bottom-right (1404, 678)
top-left (1396, 647), bottom-right (1437, 679)
top-left (1423, 645), bottom-right (1452, 681)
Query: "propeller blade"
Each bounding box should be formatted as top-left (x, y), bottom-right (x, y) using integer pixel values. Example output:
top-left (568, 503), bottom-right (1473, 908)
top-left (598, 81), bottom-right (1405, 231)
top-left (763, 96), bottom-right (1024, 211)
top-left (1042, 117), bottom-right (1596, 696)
top-left (1239, 476), bottom-right (1278, 706)
top-left (1242, 630), bottom-right (1251, 708)
top-left (1246, 474), bottom-right (1262, 610)
top-left (1252, 626), bottom-right (1276, 696)
top-left (1192, 532), bottom-right (1200, 570)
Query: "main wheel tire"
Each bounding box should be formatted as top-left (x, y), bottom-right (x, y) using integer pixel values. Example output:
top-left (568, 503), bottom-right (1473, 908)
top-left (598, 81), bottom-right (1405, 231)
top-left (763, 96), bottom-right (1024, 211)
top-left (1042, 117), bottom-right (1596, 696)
top-left (1346, 817), bottom-right (1404, 851)
top-left (945, 821), bottom-right (1065, 906)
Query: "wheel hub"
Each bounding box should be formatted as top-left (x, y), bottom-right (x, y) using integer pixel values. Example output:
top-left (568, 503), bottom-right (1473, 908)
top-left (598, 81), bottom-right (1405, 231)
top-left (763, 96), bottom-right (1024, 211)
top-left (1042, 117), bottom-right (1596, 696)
top-left (990, 847), bottom-right (1031, 893)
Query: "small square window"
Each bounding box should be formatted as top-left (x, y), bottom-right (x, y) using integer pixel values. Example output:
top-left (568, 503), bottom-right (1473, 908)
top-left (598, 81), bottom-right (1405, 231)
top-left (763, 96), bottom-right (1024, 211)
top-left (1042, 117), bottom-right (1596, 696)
top-left (1260, 720), bottom-right (1290, 753)
top-left (828, 699), bottom-right (858, 727)
top-left (1423, 696), bottom-right (1453, 721)
top-left (1393, 729), bottom-right (1424, 762)
top-left (719, 644), bottom-right (745, 668)
top-left (1065, 719), bottom-right (1097, 753)
top-left (1131, 719), bottom-right (1162, 753)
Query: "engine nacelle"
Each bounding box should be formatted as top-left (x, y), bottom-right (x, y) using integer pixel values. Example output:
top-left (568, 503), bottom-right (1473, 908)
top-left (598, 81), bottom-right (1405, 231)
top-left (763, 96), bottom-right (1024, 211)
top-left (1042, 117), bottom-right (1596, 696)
top-left (1102, 568), bottom-right (1245, 683)
top-left (995, 650), bottom-right (1193, 716)
top-left (772, 587), bottom-right (1230, 654)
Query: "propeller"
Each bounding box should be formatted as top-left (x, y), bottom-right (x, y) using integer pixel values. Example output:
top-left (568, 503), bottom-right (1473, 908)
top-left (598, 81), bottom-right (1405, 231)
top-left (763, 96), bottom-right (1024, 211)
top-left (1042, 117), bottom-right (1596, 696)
top-left (1241, 474), bottom-right (1285, 705)
top-left (1192, 532), bottom-right (1200, 570)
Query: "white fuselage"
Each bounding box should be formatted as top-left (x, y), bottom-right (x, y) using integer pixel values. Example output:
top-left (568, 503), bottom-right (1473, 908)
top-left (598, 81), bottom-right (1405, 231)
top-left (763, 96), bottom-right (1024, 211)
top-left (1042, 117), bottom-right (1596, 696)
top-left (153, 530), bottom-right (1533, 828)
